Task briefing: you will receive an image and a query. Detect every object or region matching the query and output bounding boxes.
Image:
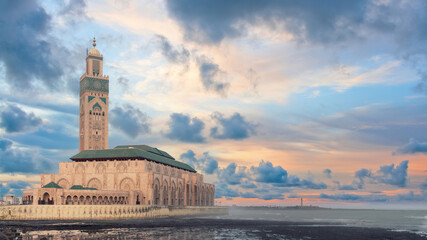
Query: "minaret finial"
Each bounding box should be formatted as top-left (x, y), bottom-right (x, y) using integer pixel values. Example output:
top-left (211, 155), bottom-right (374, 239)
top-left (93, 36), bottom-right (96, 48)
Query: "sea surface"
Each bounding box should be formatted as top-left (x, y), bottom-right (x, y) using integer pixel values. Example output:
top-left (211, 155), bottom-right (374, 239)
top-left (1, 207), bottom-right (427, 239)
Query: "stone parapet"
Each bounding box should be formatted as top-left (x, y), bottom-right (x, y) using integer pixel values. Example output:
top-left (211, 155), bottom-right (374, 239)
top-left (0, 205), bottom-right (228, 220)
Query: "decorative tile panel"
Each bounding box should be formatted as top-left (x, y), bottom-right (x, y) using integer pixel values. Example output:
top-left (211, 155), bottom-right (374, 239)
top-left (80, 77), bottom-right (109, 94)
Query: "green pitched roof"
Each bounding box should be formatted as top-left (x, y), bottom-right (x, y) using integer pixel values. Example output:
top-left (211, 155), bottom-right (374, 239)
top-left (42, 182), bottom-right (63, 189)
top-left (70, 145), bottom-right (196, 172)
top-left (70, 185), bottom-right (97, 190)
top-left (115, 145), bottom-right (175, 159)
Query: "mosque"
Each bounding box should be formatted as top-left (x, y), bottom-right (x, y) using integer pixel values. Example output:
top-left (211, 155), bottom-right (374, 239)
top-left (23, 38), bottom-right (215, 207)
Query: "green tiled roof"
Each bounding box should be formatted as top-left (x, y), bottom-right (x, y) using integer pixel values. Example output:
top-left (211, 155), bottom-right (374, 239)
top-left (70, 185), bottom-right (97, 190)
top-left (70, 145), bottom-right (196, 172)
top-left (42, 182), bottom-right (63, 189)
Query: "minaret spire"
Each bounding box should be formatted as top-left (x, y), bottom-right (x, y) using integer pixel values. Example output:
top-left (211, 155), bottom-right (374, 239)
top-left (79, 37), bottom-right (109, 151)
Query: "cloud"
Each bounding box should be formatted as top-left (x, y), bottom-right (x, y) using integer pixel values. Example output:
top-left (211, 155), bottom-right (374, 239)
top-left (250, 160), bottom-right (327, 189)
top-left (156, 35), bottom-right (190, 64)
top-left (110, 104), bottom-right (150, 138)
top-left (165, 0), bottom-right (427, 115)
top-left (334, 181), bottom-right (357, 190)
top-left (214, 182), bottom-right (240, 198)
top-left (354, 160), bottom-right (409, 188)
top-left (0, 104), bottom-right (43, 133)
top-left (165, 0), bottom-right (427, 57)
top-left (299, 179), bottom-right (327, 190)
top-left (0, 184), bottom-right (9, 196)
top-left (376, 160), bottom-right (408, 187)
top-left (259, 193), bottom-right (285, 200)
top-left (320, 193), bottom-right (360, 201)
top-left (396, 191), bottom-right (426, 201)
top-left (319, 193), bottom-right (362, 201)
top-left (197, 56), bottom-right (229, 96)
top-left (59, 0), bottom-right (88, 24)
top-left (179, 150), bottom-right (197, 168)
top-left (338, 185), bottom-right (357, 191)
top-left (0, 138), bottom-right (54, 173)
top-left (414, 77), bottom-right (427, 94)
top-left (250, 160), bottom-right (287, 183)
top-left (0, 1), bottom-right (62, 90)
top-left (0, 180), bottom-right (33, 197)
top-left (240, 192), bottom-right (258, 199)
top-left (210, 112), bottom-right (257, 140)
top-left (164, 113), bottom-right (206, 143)
top-left (165, 0), bottom-right (372, 45)
top-left (354, 168), bottom-right (372, 189)
top-left (216, 182), bottom-right (285, 200)
top-left (0, 139), bottom-right (12, 151)
top-left (394, 138), bottom-right (427, 155)
top-left (155, 35), bottom-right (228, 96)
top-left (240, 180), bottom-right (257, 189)
top-left (179, 150), bottom-right (218, 174)
top-left (6, 180), bottom-right (32, 190)
top-left (117, 76), bottom-right (130, 91)
top-left (323, 168), bottom-right (332, 178)
top-left (217, 163), bottom-right (247, 185)
top-left (320, 193), bottom-right (389, 202)
top-left (421, 179), bottom-right (427, 190)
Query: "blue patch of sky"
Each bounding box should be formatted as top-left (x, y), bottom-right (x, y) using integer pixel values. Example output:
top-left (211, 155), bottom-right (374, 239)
top-left (8, 128), bottom-right (78, 150)
top-left (260, 81), bottom-right (422, 126)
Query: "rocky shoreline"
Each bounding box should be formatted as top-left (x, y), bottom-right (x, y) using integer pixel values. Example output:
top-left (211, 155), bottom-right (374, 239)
top-left (1, 217), bottom-right (426, 239)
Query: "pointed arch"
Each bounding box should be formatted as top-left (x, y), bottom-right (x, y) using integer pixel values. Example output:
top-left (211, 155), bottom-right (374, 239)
top-left (87, 178), bottom-right (102, 190)
top-left (57, 178), bottom-right (70, 189)
top-left (96, 163), bottom-right (106, 173)
top-left (119, 177), bottom-right (135, 191)
top-left (162, 180), bottom-right (169, 206)
top-left (154, 178), bottom-right (160, 205)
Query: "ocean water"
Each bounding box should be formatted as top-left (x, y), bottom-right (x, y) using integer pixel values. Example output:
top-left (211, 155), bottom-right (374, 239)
top-left (2, 208), bottom-right (427, 239)
top-left (224, 207), bottom-right (427, 233)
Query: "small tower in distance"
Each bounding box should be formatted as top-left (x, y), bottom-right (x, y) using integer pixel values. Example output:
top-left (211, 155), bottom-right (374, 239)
top-left (79, 37), bottom-right (109, 151)
top-left (300, 198), bottom-right (303, 207)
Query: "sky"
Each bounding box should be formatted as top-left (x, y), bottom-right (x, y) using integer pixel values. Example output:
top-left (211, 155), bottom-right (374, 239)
top-left (0, 0), bottom-right (426, 209)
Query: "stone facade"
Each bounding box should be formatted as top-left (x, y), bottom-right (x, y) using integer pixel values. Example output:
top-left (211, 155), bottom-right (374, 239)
top-left (23, 157), bottom-right (215, 206)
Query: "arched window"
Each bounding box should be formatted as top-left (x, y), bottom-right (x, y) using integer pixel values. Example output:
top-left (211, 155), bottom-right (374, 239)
top-left (89, 110), bottom-right (92, 115)
top-left (102, 112), bottom-right (105, 116)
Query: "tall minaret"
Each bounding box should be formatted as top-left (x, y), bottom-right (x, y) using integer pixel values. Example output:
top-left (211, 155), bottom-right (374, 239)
top-left (79, 37), bottom-right (109, 151)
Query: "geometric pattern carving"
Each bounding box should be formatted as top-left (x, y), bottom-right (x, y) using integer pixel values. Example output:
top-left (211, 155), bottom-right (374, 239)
top-left (75, 164), bottom-right (85, 174)
top-left (80, 77), bottom-right (109, 94)
top-left (57, 179), bottom-right (71, 189)
top-left (119, 178), bottom-right (135, 191)
top-left (96, 163), bottom-right (106, 174)
top-left (87, 178), bottom-right (102, 190)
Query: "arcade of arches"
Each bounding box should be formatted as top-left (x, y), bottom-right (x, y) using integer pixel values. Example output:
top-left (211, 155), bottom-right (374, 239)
top-left (23, 157), bottom-right (215, 206)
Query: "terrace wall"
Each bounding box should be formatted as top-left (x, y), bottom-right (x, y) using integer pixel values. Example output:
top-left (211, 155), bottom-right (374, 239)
top-left (0, 205), bottom-right (228, 220)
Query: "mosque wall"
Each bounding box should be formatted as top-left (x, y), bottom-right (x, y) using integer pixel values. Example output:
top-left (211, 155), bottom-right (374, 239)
top-left (28, 159), bottom-right (215, 207)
